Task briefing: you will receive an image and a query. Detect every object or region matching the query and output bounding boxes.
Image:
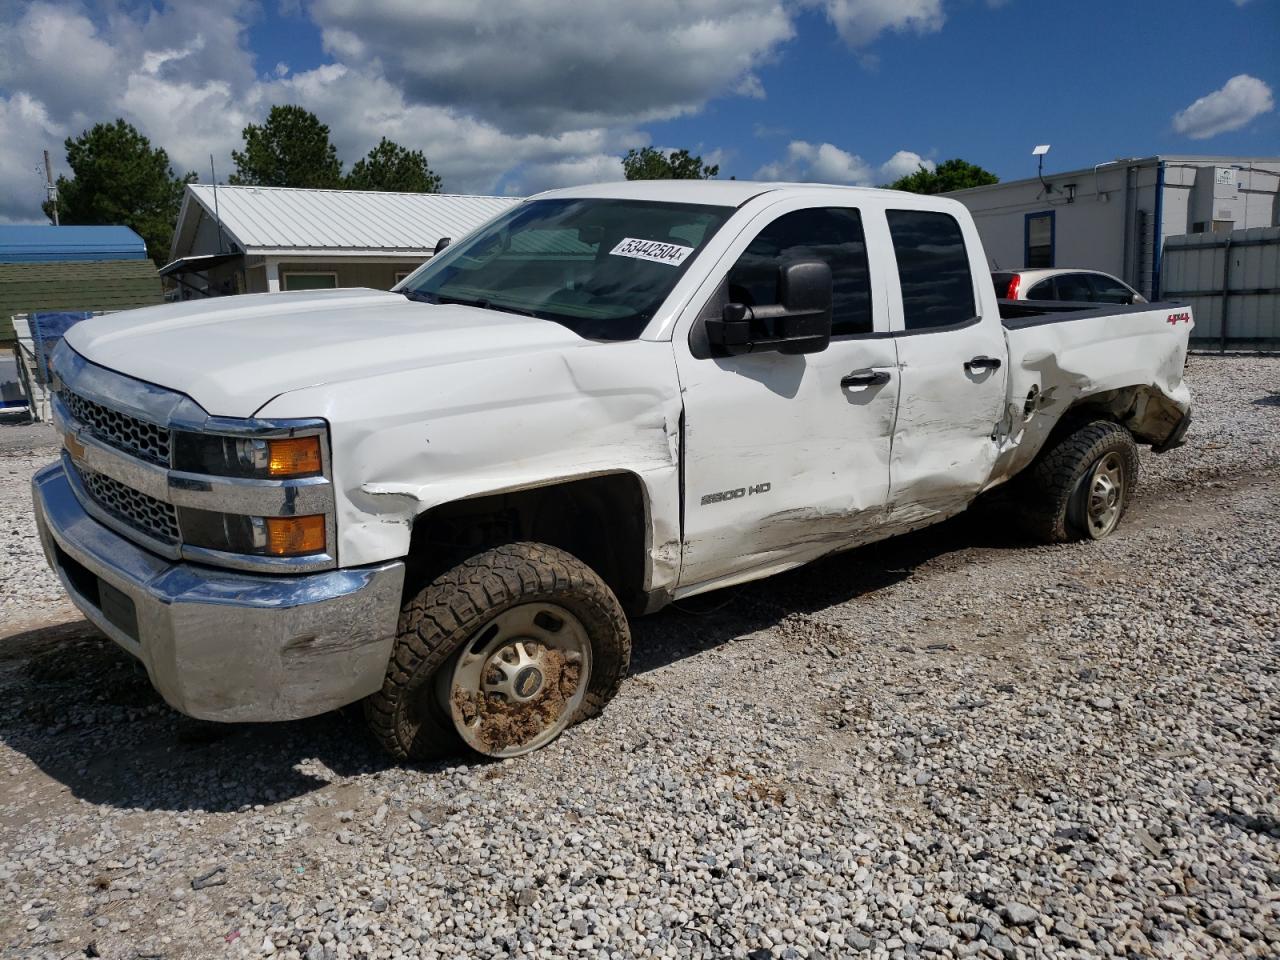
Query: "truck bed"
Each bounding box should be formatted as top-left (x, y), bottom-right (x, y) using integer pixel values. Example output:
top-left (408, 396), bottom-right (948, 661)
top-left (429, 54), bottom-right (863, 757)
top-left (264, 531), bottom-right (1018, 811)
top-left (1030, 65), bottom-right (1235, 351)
top-left (987, 299), bottom-right (1193, 485)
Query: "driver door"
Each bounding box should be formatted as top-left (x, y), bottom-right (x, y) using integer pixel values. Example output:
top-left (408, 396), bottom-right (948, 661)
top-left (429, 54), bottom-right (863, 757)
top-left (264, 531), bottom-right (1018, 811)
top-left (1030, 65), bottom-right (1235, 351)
top-left (673, 201), bottom-right (900, 592)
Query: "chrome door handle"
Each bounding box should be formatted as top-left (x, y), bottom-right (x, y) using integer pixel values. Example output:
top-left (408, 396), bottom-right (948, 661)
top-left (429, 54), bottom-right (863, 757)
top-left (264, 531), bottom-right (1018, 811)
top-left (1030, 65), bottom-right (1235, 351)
top-left (841, 369), bottom-right (891, 388)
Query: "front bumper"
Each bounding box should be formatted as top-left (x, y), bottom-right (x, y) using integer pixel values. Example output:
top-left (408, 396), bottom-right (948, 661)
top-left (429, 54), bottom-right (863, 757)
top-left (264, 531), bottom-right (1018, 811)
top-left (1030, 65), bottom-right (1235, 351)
top-left (33, 462), bottom-right (405, 722)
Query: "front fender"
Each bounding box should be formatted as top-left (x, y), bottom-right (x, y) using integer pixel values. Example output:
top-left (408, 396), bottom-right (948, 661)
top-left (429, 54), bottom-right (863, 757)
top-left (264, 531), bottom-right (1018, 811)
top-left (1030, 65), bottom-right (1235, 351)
top-left (257, 339), bottom-right (685, 595)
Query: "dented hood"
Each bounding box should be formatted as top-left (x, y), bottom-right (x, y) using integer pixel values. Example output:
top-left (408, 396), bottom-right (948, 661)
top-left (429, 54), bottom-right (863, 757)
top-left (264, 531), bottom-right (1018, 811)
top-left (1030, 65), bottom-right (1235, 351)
top-left (63, 288), bottom-right (593, 417)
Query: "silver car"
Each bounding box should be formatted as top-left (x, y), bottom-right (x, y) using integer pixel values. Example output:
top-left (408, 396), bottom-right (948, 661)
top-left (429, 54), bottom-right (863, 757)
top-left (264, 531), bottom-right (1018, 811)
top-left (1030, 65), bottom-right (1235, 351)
top-left (993, 268), bottom-right (1147, 305)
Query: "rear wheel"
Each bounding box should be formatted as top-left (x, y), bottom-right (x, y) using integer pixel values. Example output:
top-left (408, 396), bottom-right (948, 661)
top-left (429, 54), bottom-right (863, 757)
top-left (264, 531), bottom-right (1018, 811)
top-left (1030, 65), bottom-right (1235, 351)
top-left (366, 542), bottom-right (630, 760)
top-left (1017, 419), bottom-right (1139, 543)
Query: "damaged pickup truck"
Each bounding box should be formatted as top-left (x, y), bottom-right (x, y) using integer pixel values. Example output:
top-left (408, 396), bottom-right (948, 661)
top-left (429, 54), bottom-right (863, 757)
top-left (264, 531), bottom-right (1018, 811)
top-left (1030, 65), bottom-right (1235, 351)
top-left (33, 181), bottom-right (1193, 759)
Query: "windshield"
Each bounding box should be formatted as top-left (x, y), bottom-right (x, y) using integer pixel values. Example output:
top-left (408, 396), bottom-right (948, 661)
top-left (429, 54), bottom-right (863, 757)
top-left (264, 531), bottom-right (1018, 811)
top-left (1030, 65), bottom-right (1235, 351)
top-left (399, 198), bottom-right (733, 340)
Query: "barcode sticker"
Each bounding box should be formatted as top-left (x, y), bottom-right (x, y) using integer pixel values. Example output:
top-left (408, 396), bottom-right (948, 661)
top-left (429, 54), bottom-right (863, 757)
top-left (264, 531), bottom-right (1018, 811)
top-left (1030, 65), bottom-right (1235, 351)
top-left (609, 237), bottom-right (694, 266)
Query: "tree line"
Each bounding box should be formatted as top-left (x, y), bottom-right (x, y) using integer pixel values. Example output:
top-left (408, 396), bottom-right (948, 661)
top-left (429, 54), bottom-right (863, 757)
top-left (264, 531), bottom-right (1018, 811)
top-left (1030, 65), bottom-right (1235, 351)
top-left (41, 103), bottom-right (997, 266)
top-left (42, 106), bottom-right (443, 265)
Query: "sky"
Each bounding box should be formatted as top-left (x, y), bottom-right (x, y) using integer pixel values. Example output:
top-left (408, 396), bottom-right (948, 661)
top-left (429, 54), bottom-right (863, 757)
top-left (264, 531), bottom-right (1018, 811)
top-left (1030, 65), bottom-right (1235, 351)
top-left (0, 0), bottom-right (1277, 224)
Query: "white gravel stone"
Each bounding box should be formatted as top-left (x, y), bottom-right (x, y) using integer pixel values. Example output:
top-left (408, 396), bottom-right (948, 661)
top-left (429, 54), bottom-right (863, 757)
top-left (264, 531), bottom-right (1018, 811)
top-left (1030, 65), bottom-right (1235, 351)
top-left (1, 355), bottom-right (1278, 959)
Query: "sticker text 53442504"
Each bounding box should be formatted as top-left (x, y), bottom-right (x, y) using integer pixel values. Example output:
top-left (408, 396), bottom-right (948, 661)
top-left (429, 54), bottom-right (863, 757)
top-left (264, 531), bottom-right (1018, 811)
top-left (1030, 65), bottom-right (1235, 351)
top-left (609, 237), bottom-right (694, 267)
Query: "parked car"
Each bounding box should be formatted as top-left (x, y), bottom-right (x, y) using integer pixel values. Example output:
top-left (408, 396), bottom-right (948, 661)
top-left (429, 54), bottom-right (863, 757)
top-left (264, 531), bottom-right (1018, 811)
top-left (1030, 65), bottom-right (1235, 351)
top-left (993, 268), bottom-right (1147, 304)
top-left (33, 181), bottom-right (1193, 761)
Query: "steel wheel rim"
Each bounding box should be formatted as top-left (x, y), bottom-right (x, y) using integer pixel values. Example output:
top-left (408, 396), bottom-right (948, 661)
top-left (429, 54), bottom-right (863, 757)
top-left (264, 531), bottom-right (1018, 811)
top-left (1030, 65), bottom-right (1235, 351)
top-left (441, 602), bottom-right (591, 757)
top-left (1085, 452), bottom-right (1125, 538)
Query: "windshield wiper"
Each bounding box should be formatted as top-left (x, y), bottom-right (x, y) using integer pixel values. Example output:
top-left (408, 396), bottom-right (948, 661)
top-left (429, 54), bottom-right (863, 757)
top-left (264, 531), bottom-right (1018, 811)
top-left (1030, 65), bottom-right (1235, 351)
top-left (414, 292), bottom-right (543, 319)
top-left (400, 289), bottom-right (440, 304)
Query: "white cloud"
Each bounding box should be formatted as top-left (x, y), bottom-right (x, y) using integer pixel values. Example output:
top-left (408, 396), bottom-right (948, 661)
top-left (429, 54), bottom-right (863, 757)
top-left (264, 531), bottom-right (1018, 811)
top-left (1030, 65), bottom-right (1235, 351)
top-left (1172, 74), bottom-right (1274, 139)
top-left (815, 0), bottom-right (945, 47)
top-left (756, 141), bottom-right (933, 184)
top-left (308, 0), bottom-right (794, 132)
top-left (0, 93), bottom-right (65, 223)
top-left (0, 1), bottom-right (966, 223)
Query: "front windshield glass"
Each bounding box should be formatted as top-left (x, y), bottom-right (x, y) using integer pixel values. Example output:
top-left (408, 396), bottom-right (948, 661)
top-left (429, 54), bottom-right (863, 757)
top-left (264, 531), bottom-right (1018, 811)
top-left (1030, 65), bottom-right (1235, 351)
top-left (400, 198), bottom-right (733, 340)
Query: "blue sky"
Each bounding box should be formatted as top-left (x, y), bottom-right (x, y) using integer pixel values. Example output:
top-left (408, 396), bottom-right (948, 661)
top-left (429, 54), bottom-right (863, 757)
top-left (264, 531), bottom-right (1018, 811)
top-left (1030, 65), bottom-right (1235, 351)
top-left (0, 0), bottom-right (1276, 222)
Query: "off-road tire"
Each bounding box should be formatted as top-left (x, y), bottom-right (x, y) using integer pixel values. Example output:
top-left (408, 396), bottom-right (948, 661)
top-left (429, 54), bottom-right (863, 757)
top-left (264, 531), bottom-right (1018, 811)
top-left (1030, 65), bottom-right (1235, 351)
top-left (1017, 419), bottom-right (1139, 543)
top-left (365, 542), bottom-right (631, 761)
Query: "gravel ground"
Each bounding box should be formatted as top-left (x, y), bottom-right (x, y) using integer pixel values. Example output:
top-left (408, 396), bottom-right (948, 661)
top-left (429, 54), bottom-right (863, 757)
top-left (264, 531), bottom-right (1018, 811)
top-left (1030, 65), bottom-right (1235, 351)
top-left (0, 355), bottom-right (1277, 960)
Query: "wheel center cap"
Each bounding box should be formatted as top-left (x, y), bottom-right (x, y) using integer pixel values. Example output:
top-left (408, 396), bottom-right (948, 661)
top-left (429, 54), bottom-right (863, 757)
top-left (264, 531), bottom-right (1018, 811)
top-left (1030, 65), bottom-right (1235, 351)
top-left (514, 665), bottom-right (544, 699)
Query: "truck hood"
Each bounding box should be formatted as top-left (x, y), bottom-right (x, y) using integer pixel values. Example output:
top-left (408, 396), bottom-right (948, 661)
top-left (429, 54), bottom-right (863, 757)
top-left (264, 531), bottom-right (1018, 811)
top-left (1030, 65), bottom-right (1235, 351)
top-left (64, 288), bottom-right (594, 417)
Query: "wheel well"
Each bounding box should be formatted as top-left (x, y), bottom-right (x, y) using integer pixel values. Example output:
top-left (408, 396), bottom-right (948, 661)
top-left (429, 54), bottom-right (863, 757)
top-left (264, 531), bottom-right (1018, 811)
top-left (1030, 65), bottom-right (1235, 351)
top-left (1059, 384), bottom-right (1184, 446)
top-left (406, 473), bottom-right (650, 613)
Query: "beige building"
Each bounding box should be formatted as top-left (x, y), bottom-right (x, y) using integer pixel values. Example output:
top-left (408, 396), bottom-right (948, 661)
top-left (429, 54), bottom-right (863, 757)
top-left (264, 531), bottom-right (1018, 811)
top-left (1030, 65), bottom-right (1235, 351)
top-left (164, 184), bottom-right (521, 299)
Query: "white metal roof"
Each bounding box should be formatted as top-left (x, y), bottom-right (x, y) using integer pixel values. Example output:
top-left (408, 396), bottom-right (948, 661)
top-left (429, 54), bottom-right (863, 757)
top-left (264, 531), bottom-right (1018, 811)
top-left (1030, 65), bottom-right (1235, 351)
top-left (175, 184), bottom-right (521, 259)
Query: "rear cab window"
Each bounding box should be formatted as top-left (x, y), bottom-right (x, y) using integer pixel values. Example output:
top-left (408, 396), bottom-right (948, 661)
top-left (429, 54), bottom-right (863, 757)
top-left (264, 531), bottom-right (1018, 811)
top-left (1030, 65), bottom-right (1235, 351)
top-left (886, 210), bottom-right (976, 330)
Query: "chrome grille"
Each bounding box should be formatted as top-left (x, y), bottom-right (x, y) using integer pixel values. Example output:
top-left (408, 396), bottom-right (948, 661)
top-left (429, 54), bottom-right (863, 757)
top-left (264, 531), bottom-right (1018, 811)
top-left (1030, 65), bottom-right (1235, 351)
top-left (60, 388), bottom-right (171, 466)
top-left (77, 466), bottom-right (180, 543)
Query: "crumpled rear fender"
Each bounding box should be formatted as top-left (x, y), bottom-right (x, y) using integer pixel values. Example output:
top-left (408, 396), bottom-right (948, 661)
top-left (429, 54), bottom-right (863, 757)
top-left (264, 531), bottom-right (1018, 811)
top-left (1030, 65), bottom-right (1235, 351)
top-left (989, 307), bottom-right (1192, 486)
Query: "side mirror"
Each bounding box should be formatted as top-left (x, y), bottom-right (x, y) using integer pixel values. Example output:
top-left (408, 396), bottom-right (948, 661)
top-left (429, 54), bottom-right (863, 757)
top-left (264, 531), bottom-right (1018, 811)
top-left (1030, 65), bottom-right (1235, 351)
top-left (434, 237), bottom-right (452, 255)
top-left (705, 259), bottom-right (833, 357)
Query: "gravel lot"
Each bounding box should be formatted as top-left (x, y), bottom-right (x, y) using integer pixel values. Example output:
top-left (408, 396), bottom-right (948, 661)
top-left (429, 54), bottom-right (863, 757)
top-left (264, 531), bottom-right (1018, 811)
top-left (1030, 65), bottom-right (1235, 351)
top-left (0, 355), bottom-right (1277, 960)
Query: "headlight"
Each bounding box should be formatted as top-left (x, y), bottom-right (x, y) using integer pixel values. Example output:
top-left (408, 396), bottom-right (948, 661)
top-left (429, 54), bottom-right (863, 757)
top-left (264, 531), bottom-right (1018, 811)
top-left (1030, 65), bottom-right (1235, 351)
top-left (173, 433), bottom-right (324, 479)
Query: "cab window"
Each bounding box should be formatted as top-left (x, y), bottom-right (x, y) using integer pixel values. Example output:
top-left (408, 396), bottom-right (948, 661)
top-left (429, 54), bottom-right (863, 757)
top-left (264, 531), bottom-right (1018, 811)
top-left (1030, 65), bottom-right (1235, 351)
top-left (887, 210), bottom-right (976, 330)
top-left (727, 207), bottom-right (873, 337)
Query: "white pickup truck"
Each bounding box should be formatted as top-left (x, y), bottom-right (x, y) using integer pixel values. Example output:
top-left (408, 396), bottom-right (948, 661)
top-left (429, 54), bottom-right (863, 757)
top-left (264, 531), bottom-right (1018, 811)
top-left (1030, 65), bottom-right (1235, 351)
top-left (33, 181), bottom-right (1193, 759)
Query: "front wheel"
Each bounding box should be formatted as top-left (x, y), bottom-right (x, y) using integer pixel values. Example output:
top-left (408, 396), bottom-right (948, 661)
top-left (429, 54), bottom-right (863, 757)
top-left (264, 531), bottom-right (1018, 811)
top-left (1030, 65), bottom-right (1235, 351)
top-left (366, 542), bottom-right (631, 760)
top-left (1017, 419), bottom-right (1139, 543)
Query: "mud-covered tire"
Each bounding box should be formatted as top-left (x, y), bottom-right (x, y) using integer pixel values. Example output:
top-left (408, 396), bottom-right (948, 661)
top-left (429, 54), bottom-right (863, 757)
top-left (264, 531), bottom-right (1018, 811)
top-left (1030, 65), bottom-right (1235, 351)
top-left (1016, 419), bottom-right (1139, 544)
top-left (365, 542), bottom-right (631, 761)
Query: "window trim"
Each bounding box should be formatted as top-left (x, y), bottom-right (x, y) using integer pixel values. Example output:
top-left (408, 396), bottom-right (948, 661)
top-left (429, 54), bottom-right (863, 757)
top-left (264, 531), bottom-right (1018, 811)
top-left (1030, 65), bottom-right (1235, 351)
top-left (281, 270), bottom-right (339, 292)
top-left (1024, 210), bottom-right (1055, 269)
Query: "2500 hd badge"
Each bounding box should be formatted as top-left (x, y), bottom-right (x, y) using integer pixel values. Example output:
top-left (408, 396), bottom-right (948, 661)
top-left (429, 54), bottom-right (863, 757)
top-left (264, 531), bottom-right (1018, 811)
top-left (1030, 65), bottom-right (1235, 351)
top-left (701, 482), bottom-right (772, 506)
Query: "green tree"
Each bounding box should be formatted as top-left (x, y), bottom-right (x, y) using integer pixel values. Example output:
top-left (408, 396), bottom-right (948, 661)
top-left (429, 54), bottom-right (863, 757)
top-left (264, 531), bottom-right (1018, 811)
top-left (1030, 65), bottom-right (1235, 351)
top-left (886, 158), bottom-right (999, 194)
top-left (622, 146), bottom-right (719, 180)
top-left (345, 138), bottom-right (442, 193)
top-left (43, 119), bottom-right (193, 265)
top-left (230, 105), bottom-right (342, 188)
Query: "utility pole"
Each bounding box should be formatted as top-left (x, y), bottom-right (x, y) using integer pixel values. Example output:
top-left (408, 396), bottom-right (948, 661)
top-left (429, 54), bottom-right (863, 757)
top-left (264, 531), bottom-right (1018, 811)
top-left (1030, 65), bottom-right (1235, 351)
top-left (43, 149), bottom-right (59, 226)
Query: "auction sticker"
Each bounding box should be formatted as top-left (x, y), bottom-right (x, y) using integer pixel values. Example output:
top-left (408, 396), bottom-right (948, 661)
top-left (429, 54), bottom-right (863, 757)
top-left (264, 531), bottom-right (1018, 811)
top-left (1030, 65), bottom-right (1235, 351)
top-left (609, 237), bottom-right (694, 266)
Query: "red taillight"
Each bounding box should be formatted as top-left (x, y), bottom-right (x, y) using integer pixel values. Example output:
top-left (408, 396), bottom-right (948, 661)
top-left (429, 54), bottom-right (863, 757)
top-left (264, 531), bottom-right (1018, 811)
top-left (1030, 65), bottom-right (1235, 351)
top-left (1006, 274), bottom-right (1021, 299)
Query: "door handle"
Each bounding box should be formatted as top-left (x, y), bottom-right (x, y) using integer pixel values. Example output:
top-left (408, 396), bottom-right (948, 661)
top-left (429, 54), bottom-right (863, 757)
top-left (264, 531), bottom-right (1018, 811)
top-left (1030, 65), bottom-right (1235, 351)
top-left (841, 369), bottom-right (891, 388)
top-left (964, 355), bottom-right (1003, 372)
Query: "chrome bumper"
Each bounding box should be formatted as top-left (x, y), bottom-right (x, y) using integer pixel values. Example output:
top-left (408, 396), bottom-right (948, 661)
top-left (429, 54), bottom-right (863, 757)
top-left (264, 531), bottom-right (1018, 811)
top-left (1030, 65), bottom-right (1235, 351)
top-left (32, 462), bottom-right (405, 722)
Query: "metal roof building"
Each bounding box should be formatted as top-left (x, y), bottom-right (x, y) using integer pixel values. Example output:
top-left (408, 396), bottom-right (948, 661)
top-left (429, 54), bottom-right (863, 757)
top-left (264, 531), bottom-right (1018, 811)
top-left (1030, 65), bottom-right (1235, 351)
top-left (0, 225), bottom-right (150, 263)
top-left (1, 225), bottom-right (161, 342)
top-left (165, 184), bottom-right (521, 298)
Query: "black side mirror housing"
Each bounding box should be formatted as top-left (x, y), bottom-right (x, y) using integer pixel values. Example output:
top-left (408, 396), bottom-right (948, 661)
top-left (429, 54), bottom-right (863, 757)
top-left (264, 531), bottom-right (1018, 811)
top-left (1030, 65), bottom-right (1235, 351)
top-left (705, 259), bottom-right (833, 357)
top-left (434, 237), bottom-right (452, 255)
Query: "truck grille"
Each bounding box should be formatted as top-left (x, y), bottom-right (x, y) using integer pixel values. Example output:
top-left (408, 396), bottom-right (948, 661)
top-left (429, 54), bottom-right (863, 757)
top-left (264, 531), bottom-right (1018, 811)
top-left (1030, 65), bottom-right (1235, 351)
top-left (60, 388), bottom-right (171, 466)
top-left (77, 465), bottom-right (180, 543)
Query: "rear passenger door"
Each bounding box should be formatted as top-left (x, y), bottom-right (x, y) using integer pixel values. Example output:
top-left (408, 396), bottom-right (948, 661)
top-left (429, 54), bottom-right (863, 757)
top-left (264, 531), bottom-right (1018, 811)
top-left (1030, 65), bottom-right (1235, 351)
top-left (884, 208), bottom-right (1008, 525)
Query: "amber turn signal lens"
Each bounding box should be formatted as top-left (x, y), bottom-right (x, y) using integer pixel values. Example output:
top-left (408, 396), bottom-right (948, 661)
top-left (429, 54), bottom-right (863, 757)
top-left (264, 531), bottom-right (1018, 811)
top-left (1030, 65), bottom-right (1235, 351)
top-left (267, 437), bottom-right (323, 477)
top-left (264, 515), bottom-right (326, 555)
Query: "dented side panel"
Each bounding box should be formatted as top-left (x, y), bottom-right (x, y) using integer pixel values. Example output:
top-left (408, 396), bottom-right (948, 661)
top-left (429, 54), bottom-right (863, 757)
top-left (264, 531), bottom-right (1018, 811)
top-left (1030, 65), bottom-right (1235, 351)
top-left (990, 307), bottom-right (1193, 487)
top-left (258, 340), bottom-right (685, 595)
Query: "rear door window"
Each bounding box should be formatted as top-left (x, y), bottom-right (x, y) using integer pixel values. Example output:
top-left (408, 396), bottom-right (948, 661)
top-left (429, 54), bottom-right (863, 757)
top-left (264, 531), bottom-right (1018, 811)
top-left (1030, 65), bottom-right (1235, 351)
top-left (1026, 278), bottom-right (1057, 300)
top-left (1054, 273), bottom-right (1094, 302)
top-left (1087, 274), bottom-right (1134, 304)
top-left (887, 210), bottom-right (976, 330)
